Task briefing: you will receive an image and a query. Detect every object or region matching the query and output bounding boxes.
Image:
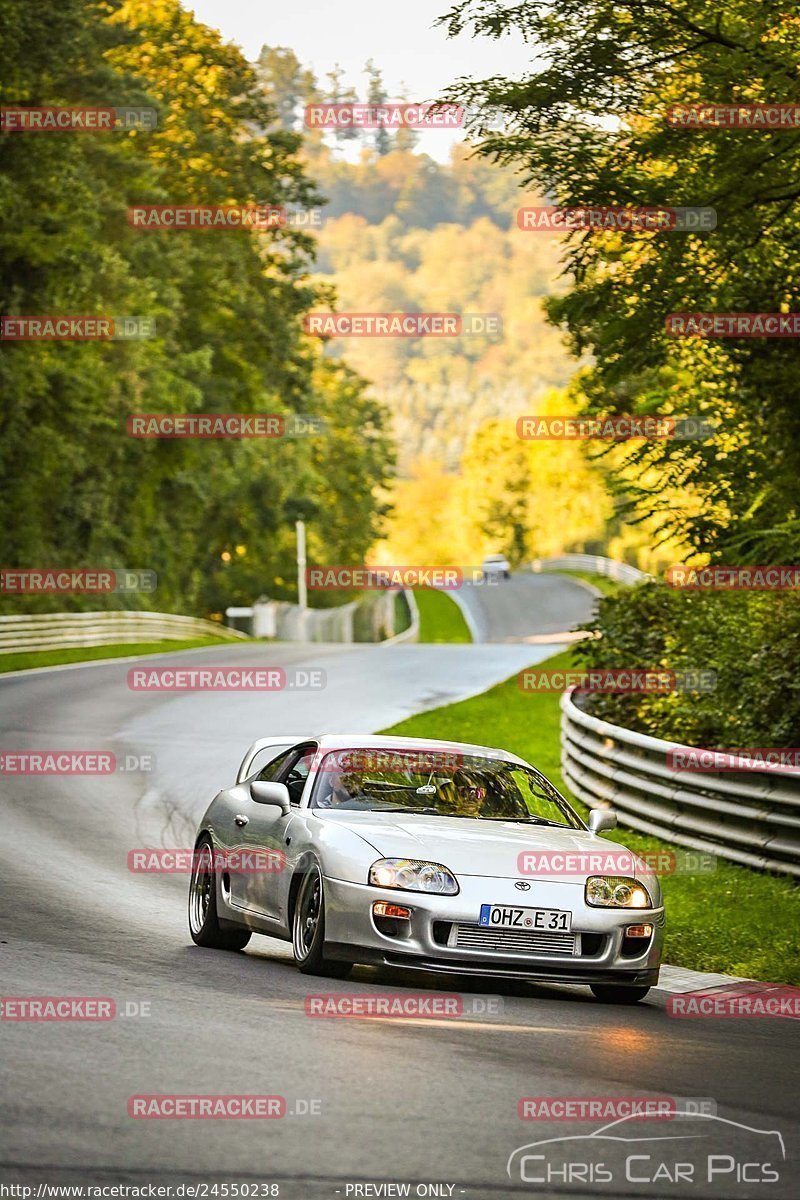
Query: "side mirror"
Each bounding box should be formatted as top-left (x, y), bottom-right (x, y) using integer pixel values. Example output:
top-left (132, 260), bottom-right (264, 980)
top-left (250, 781), bottom-right (291, 814)
top-left (588, 809), bottom-right (617, 834)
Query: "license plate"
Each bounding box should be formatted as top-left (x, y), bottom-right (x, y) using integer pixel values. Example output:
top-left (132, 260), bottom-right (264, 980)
top-left (479, 904), bottom-right (572, 933)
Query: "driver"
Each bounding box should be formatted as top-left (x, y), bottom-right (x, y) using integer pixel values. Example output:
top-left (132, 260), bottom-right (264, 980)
top-left (315, 771), bottom-right (354, 809)
top-left (451, 773), bottom-right (486, 819)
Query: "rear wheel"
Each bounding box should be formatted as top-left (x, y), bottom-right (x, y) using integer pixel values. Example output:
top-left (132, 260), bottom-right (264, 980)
top-left (591, 984), bottom-right (650, 1004)
top-left (292, 863), bottom-right (352, 978)
top-left (189, 838), bottom-right (251, 951)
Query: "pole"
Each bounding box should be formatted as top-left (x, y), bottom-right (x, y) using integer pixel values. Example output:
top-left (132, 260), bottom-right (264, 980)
top-left (296, 519), bottom-right (307, 609)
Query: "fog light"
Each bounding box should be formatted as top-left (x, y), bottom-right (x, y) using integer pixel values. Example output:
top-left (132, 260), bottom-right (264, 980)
top-left (373, 901), bottom-right (411, 920)
top-left (625, 923), bottom-right (653, 938)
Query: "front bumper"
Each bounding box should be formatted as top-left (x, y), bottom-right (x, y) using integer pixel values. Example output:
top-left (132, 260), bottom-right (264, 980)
top-left (323, 874), bottom-right (664, 986)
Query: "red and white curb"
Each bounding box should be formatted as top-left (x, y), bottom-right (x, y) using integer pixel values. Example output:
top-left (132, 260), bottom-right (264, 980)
top-left (656, 964), bottom-right (745, 993)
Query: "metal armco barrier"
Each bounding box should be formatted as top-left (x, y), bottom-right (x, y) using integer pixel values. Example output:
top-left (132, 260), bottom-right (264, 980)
top-left (0, 610), bottom-right (247, 655)
top-left (561, 690), bottom-right (800, 877)
top-left (532, 554), bottom-right (649, 585)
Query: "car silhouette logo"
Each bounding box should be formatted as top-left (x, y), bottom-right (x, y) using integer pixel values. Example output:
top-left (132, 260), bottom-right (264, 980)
top-left (515, 881), bottom-right (531, 891)
top-left (507, 1112), bottom-right (786, 1184)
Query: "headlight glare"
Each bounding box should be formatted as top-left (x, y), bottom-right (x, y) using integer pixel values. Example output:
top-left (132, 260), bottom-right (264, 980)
top-left (369, 858), bottom-right (459, 895)
top-left (586, 875), bottom-right (652, 908)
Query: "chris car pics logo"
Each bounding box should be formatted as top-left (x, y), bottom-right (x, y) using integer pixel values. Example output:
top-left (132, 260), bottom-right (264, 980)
top-left (507, 1112), bottom-right (785, 1189)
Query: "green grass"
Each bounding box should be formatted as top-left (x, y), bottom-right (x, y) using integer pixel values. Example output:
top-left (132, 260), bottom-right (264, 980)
top-left (0, 636), bottom-right (242, 674)
top-left (545, 568), bottom-right (625, 597)
top-left (413, 587), bottom-right (472, 643)
top-left (381, 647), bottom-right (800, 984)
top-left (393, 591), bottom-right (412, 637)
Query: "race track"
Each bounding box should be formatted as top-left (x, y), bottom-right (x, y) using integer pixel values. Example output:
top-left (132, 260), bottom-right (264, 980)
top-left (1, 576), bottom-right (797, 1199)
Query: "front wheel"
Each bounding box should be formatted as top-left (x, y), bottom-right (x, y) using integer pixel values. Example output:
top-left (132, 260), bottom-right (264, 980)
top-left (189, 838), bottom-right (251, 951)
top-left (591, 984), bottom-right (650, 1004)
top-left (292, 864), bottom-right (351, 977)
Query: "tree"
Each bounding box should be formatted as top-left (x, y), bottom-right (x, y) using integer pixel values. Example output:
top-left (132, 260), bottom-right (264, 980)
top-left (438, 0), bottom-right (800, 563)
top-left (255, 44), bottom-right (320, 131)
top-left (0, 0), bottom-right (392, 615)
top-left (393, 83), bottom-right (419, 154)
top-left (460, 403), bottom-right (611, 563)
top-left (324, 63), bottom-right (359, 146)
top-left (365, 59), bottom-right (391, 157)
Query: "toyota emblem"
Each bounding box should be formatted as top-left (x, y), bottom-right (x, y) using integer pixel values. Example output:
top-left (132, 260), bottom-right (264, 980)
top-left (514, 881), bottom-right (531, 891)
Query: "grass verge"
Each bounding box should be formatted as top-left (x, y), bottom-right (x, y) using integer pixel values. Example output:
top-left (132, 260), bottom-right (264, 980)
top-left (381, 647), bottom-right (800, 984)
top-left (0, 636), bottom-right (242, 675)
top-left (413, 587), bottom-right (472, 643)
top-left (546, 568), bottom-right (625, 597)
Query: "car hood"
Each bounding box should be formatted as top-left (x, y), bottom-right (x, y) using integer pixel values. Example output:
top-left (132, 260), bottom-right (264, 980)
top-left (323, 812), bottom-right (634, 879)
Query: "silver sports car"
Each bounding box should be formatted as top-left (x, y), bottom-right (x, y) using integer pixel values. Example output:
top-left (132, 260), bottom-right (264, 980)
top-left (189, 734), bottom-right (664, 1003)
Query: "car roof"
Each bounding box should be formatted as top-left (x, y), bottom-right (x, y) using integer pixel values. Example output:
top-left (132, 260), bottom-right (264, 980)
top-left (304, 733), bottom-right (526, 764)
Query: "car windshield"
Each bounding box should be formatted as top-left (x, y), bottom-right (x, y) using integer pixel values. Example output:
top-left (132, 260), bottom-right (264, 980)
top-left (309, 748), bottom-right (582, 828)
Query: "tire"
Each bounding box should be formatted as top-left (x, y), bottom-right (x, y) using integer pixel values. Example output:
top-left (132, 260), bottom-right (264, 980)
top-left (188, 837), bottom-right (251, 951)
top-left (590, 984), bottom-right (650, 1004)
top-left (292, 863), bottom-right (352, 978)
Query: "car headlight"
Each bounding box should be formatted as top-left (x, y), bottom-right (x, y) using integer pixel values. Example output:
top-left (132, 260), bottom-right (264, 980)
top-left (585, 875), bottom-right (652, 908)
top-left (369, 858), bottom-right (459, 895)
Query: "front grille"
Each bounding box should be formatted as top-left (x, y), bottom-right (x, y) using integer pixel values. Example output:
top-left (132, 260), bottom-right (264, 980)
top-left (448, 922), bottom-right (577, 957)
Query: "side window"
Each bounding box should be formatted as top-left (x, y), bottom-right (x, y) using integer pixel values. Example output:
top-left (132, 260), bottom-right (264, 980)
top-left (281, 746), bottom-right (317, 805)
top-left (252, 747), bottom-right (296, 782)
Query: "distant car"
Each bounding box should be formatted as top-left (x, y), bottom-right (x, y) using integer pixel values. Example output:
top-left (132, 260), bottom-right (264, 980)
top-left (188, 734), bottom-right (664, 1003)
top-left (481, 553), bottom-right (511, 580)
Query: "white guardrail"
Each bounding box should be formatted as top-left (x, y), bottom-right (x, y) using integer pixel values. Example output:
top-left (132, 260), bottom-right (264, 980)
top-left (226, 589), bottom-right (418, 645)
top-left (532, 554), bottom-right (649, 585)
top-left (561, 691), bottom-right (800, 877)
top-left (0, 610), bottom-right (247, 655)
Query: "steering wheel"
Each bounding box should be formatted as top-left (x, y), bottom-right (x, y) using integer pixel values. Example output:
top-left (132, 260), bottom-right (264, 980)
top-left (285, 768), bottom-right (307, 803)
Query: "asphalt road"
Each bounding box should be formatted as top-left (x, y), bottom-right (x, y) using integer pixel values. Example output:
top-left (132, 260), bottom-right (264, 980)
top-left (1, 578), bottom-right (798, 1199)
top-left (454, 573), bottom-right (599, 643)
